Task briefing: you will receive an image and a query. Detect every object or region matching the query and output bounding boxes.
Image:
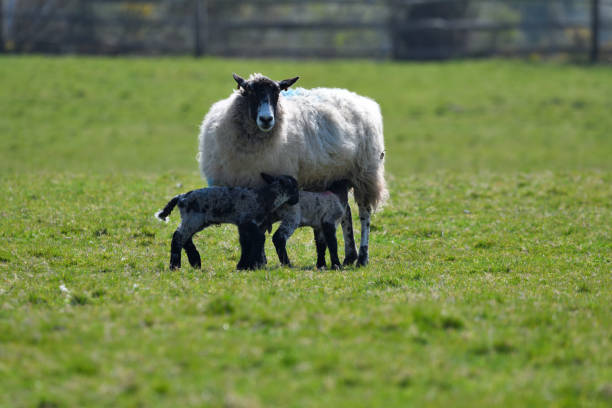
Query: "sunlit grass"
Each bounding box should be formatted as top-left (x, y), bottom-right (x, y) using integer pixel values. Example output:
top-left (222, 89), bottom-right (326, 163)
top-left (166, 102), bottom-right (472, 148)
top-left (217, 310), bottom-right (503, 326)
top-left (0, 56), bottom-right (611, 407)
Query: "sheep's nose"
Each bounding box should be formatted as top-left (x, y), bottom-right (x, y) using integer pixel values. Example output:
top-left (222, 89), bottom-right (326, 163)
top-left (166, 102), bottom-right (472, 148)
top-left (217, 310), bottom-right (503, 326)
top-left (259, 115), bottom-right (273, 125)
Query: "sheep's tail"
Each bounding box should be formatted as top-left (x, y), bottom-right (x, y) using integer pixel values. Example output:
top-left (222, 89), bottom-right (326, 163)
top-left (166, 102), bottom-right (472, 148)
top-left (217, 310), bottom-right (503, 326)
top-left (155, 196), bottom-right (180, 222)
top-left (353, 161), bottom-right (389, 212)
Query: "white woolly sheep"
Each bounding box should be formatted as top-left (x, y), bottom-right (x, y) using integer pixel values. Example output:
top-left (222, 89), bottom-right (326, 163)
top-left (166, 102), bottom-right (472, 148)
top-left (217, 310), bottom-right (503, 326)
top-left (155, 173), bottom-right (299, 270)
top-left (270, 179), bottom-right (351, 269)
top-left (198, 73), bottom-right (387, 267)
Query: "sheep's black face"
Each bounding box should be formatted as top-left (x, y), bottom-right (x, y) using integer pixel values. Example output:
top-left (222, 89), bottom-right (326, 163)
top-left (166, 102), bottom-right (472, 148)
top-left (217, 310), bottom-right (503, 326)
top-left (233, 74), bottom-right (299, 133)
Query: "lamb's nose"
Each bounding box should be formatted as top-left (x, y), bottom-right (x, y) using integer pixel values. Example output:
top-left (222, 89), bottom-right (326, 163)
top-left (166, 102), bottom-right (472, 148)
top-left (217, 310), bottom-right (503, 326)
top-left (259, 115), bottom-right (273, 125)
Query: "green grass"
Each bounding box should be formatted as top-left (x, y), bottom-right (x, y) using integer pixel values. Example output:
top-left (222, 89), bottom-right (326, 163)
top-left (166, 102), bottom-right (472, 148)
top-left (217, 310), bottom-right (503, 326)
top-left (1, 56), bottom-right (611, 407)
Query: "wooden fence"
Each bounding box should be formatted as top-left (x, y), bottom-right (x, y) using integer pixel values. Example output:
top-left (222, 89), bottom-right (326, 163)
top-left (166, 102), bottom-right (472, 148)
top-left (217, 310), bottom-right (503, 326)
top-left (1, 0), bottom-right (611, 62)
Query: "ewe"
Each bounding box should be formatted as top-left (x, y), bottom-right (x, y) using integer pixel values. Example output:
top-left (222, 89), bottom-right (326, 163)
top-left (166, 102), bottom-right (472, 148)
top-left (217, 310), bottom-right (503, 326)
top-left (198, 73), bottom-right (387, 266)
top-left (155, 173), bottom-right (299, 270)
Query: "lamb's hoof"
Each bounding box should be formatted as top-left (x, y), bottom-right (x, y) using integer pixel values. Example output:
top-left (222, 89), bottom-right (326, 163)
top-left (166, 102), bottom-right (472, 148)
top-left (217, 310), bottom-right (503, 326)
top-left (278, 255), bottom-right (291, 267)
top-left (256, 252), bottom-right (267, 266)
top-left (330, 263), bottom-right (341, 270)
top-left (343, 253), bottom-right (357, 266)
top-left (187, 256), bottom-right (201, 269)
top-left (356, 257), bottom-right (368, 267)
top-left (170, 254), bottom-right (181, 270)
top-left (356, 246), bottom-right (368, 267)
top-left (237, 260), bottom-right (263, 270)
top-left (316, 263), bottom-right (326, 270)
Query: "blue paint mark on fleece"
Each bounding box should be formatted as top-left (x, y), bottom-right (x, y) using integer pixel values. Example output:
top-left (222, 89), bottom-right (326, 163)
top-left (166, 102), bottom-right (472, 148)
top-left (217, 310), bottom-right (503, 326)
top-left (281, 88), bottom-right (309, 98)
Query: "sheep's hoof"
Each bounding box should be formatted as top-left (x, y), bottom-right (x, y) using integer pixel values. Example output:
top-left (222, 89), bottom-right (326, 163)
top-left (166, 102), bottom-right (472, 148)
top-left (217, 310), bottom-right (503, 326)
top-left (187, 254), bottom-right (201, 269)
top-left (237, 260), bottom-right (262, 270)
top-left (170, 254), bottom-right (181, 270)
top-left (330, 263), bottom-right (341, 270)
top-left (356, 258), bottom-right (368, 267)
top-left (356, 246), bottom-right (368, 267)
top-left (343, 253), bottom-right (357, 266)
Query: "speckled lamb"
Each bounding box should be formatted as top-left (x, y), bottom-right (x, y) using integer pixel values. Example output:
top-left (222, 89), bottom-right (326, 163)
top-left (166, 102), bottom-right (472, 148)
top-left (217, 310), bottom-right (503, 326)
top-left (155, 173), bottom-right (298, 270)
top-left (271, 180), bottom-right (352, 269)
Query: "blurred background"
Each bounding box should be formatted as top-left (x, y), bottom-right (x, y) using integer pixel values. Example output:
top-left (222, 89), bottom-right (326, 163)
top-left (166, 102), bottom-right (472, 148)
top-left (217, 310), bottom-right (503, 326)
top-left (1, 0), bottom-right (611, 62)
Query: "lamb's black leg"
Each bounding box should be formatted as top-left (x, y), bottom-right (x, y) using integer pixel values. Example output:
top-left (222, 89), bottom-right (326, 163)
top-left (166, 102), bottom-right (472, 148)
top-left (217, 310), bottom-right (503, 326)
top-left (256, 245), bottom-right (267, 267)
top-left (341, 205), bottom-right (358, 266)
top-left (237, 223), bottom-right (253, 270)
top-left (250, 227), bottom-right (267, 269)
top-left (184, 237), bottom-right (201, 269)
top-left (237, 222), bottom-right (266, 270)
top-left (272, 229), bottom-right (291, 266)
top-left (238, 224), bottom-right (266, 269)
top-left (313, 228), bottom-right (327, 269)
top-left (170, 230), bottom-right (184, 270)
top-left (322, 222), bottom-right (341, 269)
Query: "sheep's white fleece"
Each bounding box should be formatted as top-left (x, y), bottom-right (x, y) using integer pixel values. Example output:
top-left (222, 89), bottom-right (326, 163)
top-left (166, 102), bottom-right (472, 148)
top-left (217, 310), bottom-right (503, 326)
top-left (198, 85), bottom-right (387, 211)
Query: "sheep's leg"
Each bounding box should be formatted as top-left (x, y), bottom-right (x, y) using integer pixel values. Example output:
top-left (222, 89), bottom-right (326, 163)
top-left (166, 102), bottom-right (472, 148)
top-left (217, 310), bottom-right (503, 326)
top-left (256, 245), bottom-right (267, 267)
top-left (171, 220), bottom-right (206, 270)
top-left (254, 232), bottom-right (267, 269)
top-left (313, 227), bottom-right (327, 269)
top-left (237, 222), bottom-right (266, 270)
top-left (356, 205), bottom-right (372, 267)
top-left (237, 223), bottom-right (254, 270)
top-left (272, 221), bottom-right (298, 267)
top-left (170, 230), bottom-right (185, 270)
top-left (238, 225), bottom-right (267, 268)
top-left (184, 237), bottom-right (201, 269)
top-left (341, 205), bottom-right (358, 266)
top-left (249, 225), bottom-right (267, 269)
top-left (322, 222), bottom-right (341, 269)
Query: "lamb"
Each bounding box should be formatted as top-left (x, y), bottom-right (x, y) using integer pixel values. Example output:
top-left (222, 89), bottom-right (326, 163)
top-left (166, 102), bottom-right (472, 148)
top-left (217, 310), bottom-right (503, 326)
top-left (270, 180), bottom-right (351, 270)
top-left (198, 73), bottom-right (387, 267)
top-left (155, 173), bottom-right (299, 270)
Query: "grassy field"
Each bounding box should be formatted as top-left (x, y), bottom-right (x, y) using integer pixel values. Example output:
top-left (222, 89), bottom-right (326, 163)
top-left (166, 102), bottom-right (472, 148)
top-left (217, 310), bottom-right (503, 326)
top-left (0, 56), bottom-right (611, 407)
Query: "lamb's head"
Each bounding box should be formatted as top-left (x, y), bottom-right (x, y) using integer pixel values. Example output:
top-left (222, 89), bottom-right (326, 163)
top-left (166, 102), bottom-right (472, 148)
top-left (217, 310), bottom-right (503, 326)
top-left (233, 73), bottom-right (299, 133)
top-left (260, 173), bottom-right (299, 207)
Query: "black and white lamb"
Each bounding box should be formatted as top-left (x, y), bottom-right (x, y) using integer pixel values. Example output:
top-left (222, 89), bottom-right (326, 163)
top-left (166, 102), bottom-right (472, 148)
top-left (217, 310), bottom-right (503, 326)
top-left (271, 180), bottom-right (352, 270)
top-left (155, 173), bottom-right (299, 270)
top-left (198, 73), bottom-right (387, 267)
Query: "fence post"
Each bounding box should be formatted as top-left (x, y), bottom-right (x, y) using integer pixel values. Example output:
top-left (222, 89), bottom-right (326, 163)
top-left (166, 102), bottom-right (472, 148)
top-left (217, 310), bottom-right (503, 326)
top-left (194, 0), bottom-right (203, 57)
top-left (0, 0), bottom-right (4, 53)
top-left (590, 0), bottom-right (600, 63)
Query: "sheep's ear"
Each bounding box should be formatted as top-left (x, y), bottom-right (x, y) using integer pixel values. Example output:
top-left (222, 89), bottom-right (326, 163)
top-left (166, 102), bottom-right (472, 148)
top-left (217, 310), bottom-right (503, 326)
top-left (261, 173), bottom-right (275, 184)
top-left (278, 76), bottom-right (299, 91)
top-left (233, 73), bottom-right (247, 90)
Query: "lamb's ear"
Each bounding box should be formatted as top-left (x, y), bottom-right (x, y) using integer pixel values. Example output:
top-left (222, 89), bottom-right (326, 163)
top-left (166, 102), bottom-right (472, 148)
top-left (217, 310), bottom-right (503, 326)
top-left (233, 73), bottom-right (247, 90)
top-left (261, 173), bottom-right (276, 184)
top-left (278, 76), bottom-right (299, 91)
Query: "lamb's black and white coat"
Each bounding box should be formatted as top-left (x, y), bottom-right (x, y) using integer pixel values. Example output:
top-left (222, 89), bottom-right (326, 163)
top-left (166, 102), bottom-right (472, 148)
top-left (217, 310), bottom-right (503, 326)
top-left (198, 73), bottom-right (387, 267)
top-left (155, 173), bottom-right (299, 270)
top-left (271, 180), bottom-right (351, 269)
